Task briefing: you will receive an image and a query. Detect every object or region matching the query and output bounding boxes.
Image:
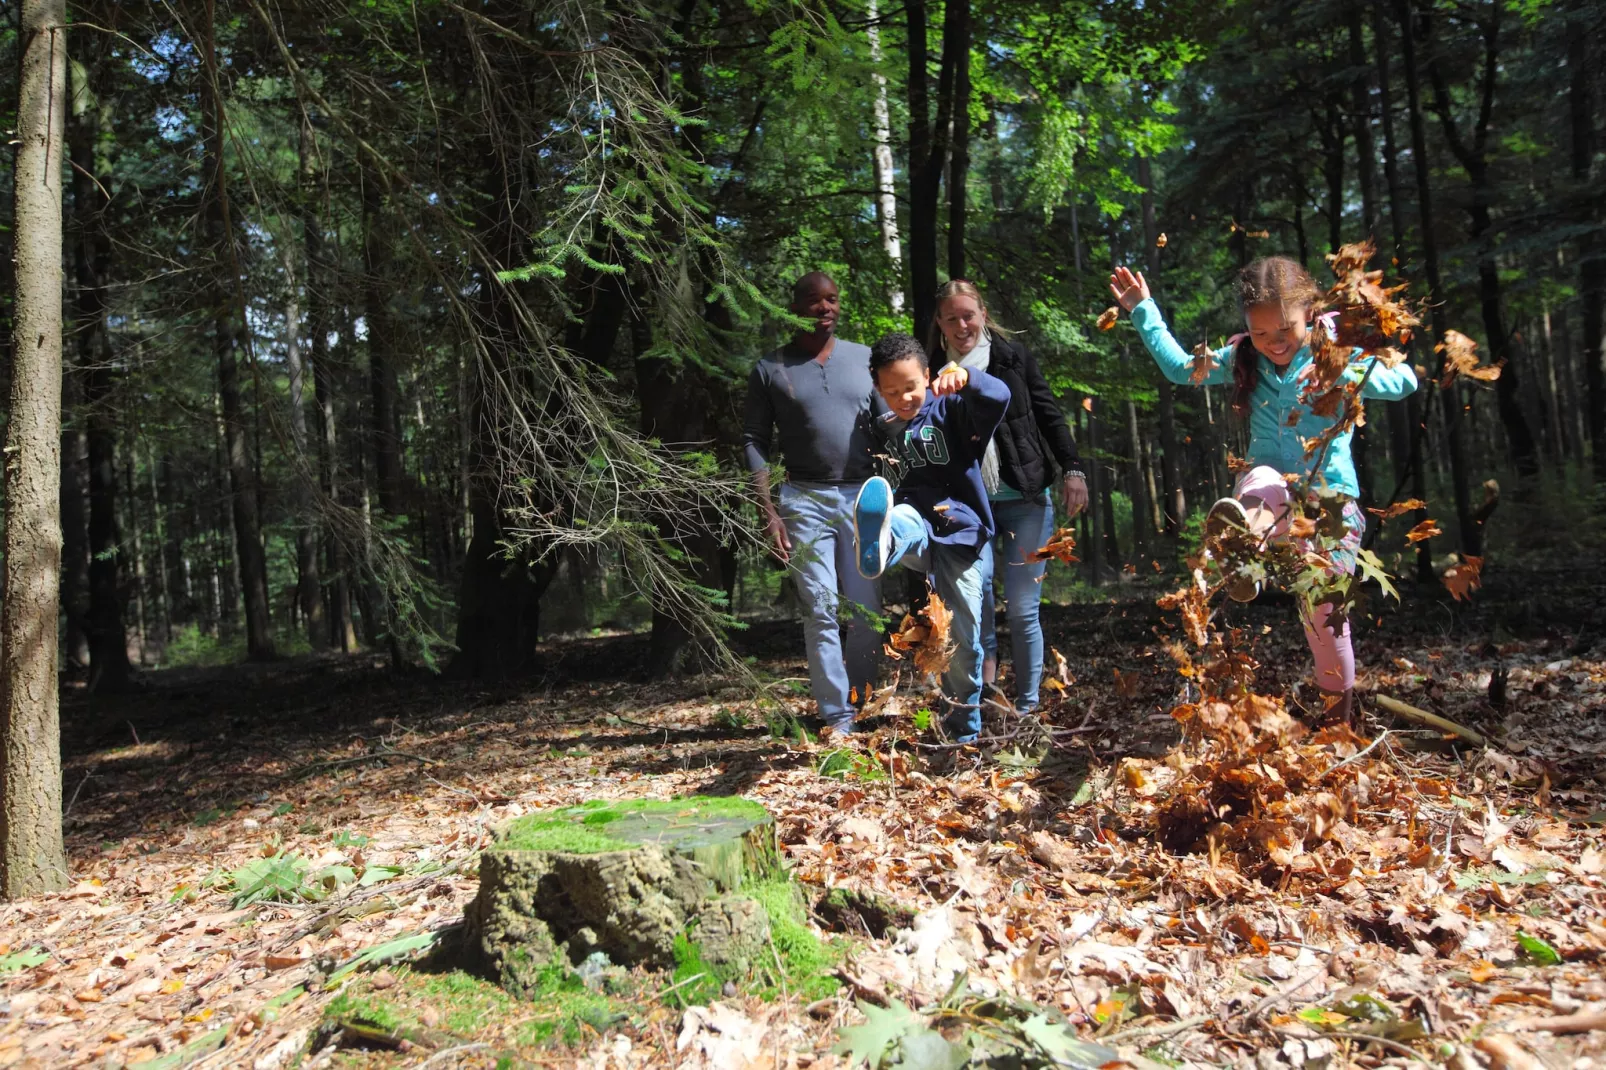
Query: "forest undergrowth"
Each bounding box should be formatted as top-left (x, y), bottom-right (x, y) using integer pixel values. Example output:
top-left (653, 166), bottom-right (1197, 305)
top-left (1, 559), bottom-right (1604, 1069)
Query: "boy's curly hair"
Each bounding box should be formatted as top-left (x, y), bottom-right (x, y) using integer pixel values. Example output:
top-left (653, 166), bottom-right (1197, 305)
top-left (869, 332), bottom-right (929, 381)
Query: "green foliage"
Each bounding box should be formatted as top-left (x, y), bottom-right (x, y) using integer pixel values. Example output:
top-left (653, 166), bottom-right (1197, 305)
top-left (1516, 931), bottom-right (1562, 966)
top-left (817, 749), bottom-right (888, 782)
top-left (0, 948), bottom-right (50, 975)
top-left (211, 850), bottom-right (363, 908)
top-left (832, 979), bottom-right (1128, 1069)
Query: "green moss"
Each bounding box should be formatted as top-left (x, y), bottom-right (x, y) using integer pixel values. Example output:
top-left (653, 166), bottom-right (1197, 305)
top-left (495, 796), bottom-right (769, 855)
top-left (747, 877), bottom-right (841, 1001)
top-left (324, 963), bottom-right (637, 1054)
top-left (324, 990), bottom-right (404, 1032)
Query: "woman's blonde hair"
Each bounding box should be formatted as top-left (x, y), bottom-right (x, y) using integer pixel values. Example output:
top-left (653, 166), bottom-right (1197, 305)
top-left (927, 279), bottom-right (1013, 355)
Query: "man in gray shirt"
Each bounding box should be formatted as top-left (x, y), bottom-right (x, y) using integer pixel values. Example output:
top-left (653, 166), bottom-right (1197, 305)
top-left (743, 273), bottom-right (880, 732)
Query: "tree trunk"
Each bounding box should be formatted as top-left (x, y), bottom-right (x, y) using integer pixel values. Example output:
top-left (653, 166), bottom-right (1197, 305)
top-left (1570, 18), bottom-right (1605, 480)
top-left (946, 0), bottom-right (971, 281)
top-left (1347, 3), bottom-right (1380, 238)
top-left (70, 40), bottom-right (131, 691)
top-left (1321, 97), bottom-right (1346, 253)
top-left (1083, 398), bottom-right (1105, 584)
top-left (1398, 0), bottom-right (1478, 559)
top-left (363, 168), bottom-right (405, 515)
top-left (143, 445), bottom-right (174, 643)
top-left (199, 0), bottom-right (274, 659)
top-left (3, 0), bottom-right (70, 897)
top-left (1423, 9), bottom-right (1540, 484)
top-left (866, 0), bottom-right (905, 315)
top-left (1137, 156), bottom-right (1183, 533)
top-left (122, 446), bottom-right (147, 661)
top-left (301, 122), bottom-right (354, 652)
top-left (1371, 4), bottom-right (1419, 488)
top-left (906, 0), bottom-right (963, 333)
top-left (282, 247), bottom-right (324, 647)
top-left (59, 409), bottom-right (90, 672)
top-left (450, 163), bottom-right (555, 679)
top-left (1125, 398), bottom-right (1151, 557)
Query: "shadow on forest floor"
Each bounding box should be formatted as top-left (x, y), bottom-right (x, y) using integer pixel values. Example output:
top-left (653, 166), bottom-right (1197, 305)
top-left (58, 560), bottom-right (1606, 852)
top-left (12, 558), bottom-right (1606, 1069)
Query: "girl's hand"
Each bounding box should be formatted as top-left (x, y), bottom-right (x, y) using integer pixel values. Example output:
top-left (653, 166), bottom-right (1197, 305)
top-left (1108, 267), bottom-right (1151, 312)
top-left (1061, 472), bottom-right (1089, 518)
top-left (932, 363), bottom-right (969, 397)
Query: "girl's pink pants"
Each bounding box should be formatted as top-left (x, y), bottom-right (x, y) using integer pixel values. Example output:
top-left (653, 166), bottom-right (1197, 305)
top-left (1235, 466), bottom-right (1359, 695)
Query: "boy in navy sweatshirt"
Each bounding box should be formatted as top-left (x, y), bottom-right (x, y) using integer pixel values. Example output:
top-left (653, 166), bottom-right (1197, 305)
top-left (852, 332), bottom-right (1010, 742)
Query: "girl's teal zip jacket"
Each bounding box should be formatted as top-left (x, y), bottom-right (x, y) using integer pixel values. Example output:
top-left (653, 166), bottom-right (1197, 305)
top-left (1129, 298), bottom-right (1419, 499)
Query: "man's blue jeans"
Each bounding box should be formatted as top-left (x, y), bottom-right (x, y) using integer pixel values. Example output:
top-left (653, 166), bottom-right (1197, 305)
top-left (885, 505), bottom-right (988, 742)
top-left (778, 482), bottom-right (881, 729)
top-left (979, 494), bottom-right (1054, 712)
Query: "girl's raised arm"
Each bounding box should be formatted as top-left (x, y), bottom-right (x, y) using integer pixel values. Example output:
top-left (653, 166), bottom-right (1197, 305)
top-left (1110, 266), bottom-right (1231, 388)
top-left (1353, 354), bottom-right (1419, 400)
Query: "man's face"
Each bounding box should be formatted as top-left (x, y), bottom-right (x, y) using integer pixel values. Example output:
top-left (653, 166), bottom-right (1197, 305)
top-left (875, 356), bottom-right (930, 423)
top-left (792, 281), bottom-right (840, 334)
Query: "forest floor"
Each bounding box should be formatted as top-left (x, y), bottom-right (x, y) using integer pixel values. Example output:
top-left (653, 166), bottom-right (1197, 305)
top-left (3, 560), bottom-right (1606, 1070)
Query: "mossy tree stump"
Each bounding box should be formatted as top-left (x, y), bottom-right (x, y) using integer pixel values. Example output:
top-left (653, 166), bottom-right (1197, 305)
top-left (466, 797), bottom-right (786, 996)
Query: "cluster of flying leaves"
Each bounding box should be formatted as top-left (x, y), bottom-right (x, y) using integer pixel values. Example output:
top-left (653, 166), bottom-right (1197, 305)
top-left (1138, 546), bottom-right (1409, 878)
top-left (1025, 526), bottom-right (1079, 567)
top-left (1293, 241), bottom-right (1422, 464)
top-left (885, 590), bottom-right (955, 678)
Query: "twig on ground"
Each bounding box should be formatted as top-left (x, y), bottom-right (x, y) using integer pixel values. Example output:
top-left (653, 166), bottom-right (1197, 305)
top-left (64, 772), bottom-right (96, 817)
top-left (1315, 730), bottom-right (1391, 781)
top-left (287, 748), bottom-right (440, 778)
top-left (1273, 1026), bottom-right (1430, 1064)
top-left (411, 1042), bottom-right (492, 1068)
top-left (1373, 695), bottom-right (1486, 747)
top-left (1509, 1009), bottom-right (1606, 1034)
top-left (1103, 1014), bottom-right (1212, 1043)
top-left (1231, 963), bottom-right (1332, 1025)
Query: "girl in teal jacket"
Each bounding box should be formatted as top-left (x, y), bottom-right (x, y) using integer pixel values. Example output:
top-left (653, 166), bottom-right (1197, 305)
top-left (1109, 256), bottom-right (1419, 726)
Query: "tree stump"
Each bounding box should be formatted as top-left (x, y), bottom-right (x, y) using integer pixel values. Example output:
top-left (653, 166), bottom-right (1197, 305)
top-left (465, 796), bottom-right (785, 996)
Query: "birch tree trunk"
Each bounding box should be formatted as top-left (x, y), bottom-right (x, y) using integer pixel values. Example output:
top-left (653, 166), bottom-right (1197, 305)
top-left (2, 0), bottom-right (70, 898)
top-left (866, 0), bottom-right (904, 315)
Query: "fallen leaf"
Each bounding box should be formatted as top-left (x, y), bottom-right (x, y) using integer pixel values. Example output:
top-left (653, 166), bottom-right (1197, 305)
top-left (1096, 307), bottom-right (1120, 331)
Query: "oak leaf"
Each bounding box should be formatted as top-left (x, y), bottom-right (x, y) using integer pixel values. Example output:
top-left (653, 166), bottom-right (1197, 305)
top-left (1367, 499), bottom-right (1427, 520)
top-left (1189, 341), bottom-right (1220, 384)
top-left (1404, 519), bottom-right (1441, 544)
top-left (1437, 330), bottom-right (1502, 388)
top-left (1442, 556), bottom-right (1484, 601)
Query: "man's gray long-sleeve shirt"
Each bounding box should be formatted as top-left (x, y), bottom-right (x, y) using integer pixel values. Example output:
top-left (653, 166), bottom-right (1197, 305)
top-left (741, 340), bottom-right (878, 484)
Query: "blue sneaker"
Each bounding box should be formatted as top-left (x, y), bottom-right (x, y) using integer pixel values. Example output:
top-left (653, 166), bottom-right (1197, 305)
top-left (853, 476), bottom-right (894, 578)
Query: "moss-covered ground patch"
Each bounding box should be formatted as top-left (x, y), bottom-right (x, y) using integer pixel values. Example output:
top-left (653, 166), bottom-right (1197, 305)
top-left (322, 960), bottom-right (646, 1056)
top-left (495, 795), bottom-right (769, 854)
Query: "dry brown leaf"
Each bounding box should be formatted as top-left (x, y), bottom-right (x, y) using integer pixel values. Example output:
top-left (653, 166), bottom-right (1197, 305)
top-left (1189, 341), bottom-right (1220, 385)
top-left (1026, 526), bottom-right (1078, 566)
top-left (1405, 519), bottom-right (1442, 544)
top-left (1156, 232), bottom-right (1168, 248)
top-left (1443, 556), bottom-right (1485, 601)
top-left (1367, 498), bottom-right (1428, 520)
top-left (1438, 330), bottom-right (1502, 388)
top-left (1096, 307), bottom-right (1120, 331)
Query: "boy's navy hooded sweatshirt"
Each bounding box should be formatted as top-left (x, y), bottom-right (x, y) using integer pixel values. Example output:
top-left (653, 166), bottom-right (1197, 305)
top-left (878, 366), bottom-right (1011, 555)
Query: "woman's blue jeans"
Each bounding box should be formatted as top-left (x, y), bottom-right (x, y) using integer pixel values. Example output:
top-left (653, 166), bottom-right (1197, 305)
top-left (979, 494), bottom-right (1054, 712)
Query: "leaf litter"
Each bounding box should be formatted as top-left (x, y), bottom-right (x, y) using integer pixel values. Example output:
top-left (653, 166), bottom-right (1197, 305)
top-left (0, 563), bottom-right (1603, 1068)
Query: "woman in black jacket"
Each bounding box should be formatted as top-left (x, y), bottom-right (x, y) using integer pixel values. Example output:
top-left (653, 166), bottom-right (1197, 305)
top-left (928, 280), bottom-right (1088, 713)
